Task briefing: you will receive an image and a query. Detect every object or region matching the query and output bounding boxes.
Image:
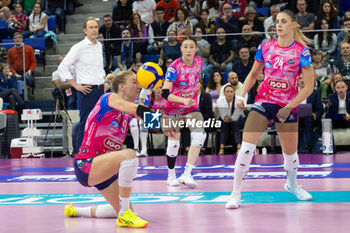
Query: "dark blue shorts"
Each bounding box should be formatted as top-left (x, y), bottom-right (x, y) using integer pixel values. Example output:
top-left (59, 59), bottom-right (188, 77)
top-left (74, 158), bottom-right (119, 191)
top-left (251, 102), bottom-right (298, 123)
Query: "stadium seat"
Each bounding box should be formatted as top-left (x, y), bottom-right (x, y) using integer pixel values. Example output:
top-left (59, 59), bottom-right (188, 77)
top-left (47, 15), bottom-right (56, 31)
top-left (255, 8), bottom-right (269, 17)
top-left (24, 38), bottom-right (46, 71)
top-left (0, 20), bottom-right (11, 40)
top-left (0, 39), bottom-right (15, 50)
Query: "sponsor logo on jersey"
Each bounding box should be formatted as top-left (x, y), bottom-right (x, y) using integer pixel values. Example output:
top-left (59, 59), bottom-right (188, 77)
top-left (302, 49), bottom-right (310, 57)
top-left (265, 62), bottom-right (272, 68)
top-left (290, 49), bottom-right (296, 56)
top-left (180, 81), bottom-right (188, 86)
top-left (284, 72), bottom-right (294, 77)
top-left (179, 91), bottom-right (195, 98)
top-left (110, 120), bottom-right (119, 129)
top-left (104, 138), bottom-right (122, 151)
top-left (196, 72), bottom-right (200, 76)
top-left (276, 51), bottom-right (288, 56)
top-left (268, 79), bottom-right (289, 90)
top-left (287, 59), bottom-right (295, 65)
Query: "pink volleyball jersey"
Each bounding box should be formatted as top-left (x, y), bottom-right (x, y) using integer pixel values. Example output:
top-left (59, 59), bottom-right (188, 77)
top-left (143, 95), bottom-right (167, 112)
top-left (164, 56), bottom-right (203, 115)
top-left (75, 93), bottom-right (133, 159)
top-left (254, 39), bottom-right (312, 107)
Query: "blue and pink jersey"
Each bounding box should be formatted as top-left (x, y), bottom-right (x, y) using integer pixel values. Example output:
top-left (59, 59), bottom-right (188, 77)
top-left (254, 39), bottom-right (312, 108)
top-left (164, 56), bottom-right (203, 115)
top-left (76, 93), bottom-right (133, 159)
top-left (143, 95), bottom-right (167, 112)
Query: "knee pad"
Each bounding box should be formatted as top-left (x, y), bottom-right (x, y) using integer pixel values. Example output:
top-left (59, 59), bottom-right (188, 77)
top-left (234, 141), bottom-right (256, 172)
top-left (129, 118), bottom-right (138, 129)
top-left (118, 157), bottom-right (138, 187)
top-left (191, 131), bottom-right (207, 147)
top-left (166, 139), bottom-right (180, 157)
top-left (283, 152), bottom-right (299, 172)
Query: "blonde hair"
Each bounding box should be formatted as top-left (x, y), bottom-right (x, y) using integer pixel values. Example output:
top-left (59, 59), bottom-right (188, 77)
top-left (280, 10), bottom-right (313, 47)
top-left (111, 71), bottom-right (134, 93)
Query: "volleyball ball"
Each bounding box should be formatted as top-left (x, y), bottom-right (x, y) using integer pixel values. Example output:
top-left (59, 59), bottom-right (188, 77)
top-left (137, 62), bottom-right (164, 89)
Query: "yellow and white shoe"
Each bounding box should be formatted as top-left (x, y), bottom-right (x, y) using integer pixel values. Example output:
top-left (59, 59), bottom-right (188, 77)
top-left (116, 209), bottom-right (148, 228)
top-left (64, 202), bottom-right (77, 217)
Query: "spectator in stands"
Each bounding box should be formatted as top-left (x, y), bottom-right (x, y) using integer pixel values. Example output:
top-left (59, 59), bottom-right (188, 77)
top-left (326, 73), bottom-right (344, 97)
top-left (44, 0), bottom-right (66, 34)
top-left (147, 7), bottom-right (170, 54)
top-left (215, 2), bottom-right (240, 41)
top-left (206, 70), bottom-right (225, 105)
top-left (333, 42), bottom-right (350, 80)
top-left (168, 7), bottom-right (193, 42)
top-left (239, 7), bottom-right (264, 37)
top-left (327, 80), bottom-right (350, 128)
top-left (298, 74), bottom-right (324, 153)
top-left (339, 0), bottom-right (350, 17)
top-left (314, 19), bottom-right (337, 58)
top-left (208, 27), bottom-right (234, 72)
top-left (156, 0), bottom-right (180, 23)
top-left (296, 0), bottom-right (316, 39)
top-left (181, 0), bottom-right (201, 25)
top-left (247, 70), bottom-right (264, 104)
top-left (23, 3), bottom-right (48, 38)
top-left (262, 25), bottom-right (277, 42)
top-left (132, 0), bottom-right (156, 25)
top-left (264, 5), bottom-right (280, 39)
top-left (317, 0), bottom-right (340, 29)
top-left (6, 3), bottom-right (28, 34)
top-left (237, 24), bottom-right (261, 57)
top-left (220, 71), bottom-right (243, 96)
top-left (217, 84), bottom-right (243, 154)
top-left (52, 56), bottom-right (77, 110)
top-left (194, 26), bottom-right (211, 73)
top-left (196, 9), bottom-right (216, 43)
top-left (232, 47), bottom-right (253, 83)
top-left (158, 30), bottom-right (181, 66)
top-left (223, 0), bottom-right (248, 19)
top-left (0, 0), bottom-right (11, 20)
top-left (115, 28), bottom-right (141, 73)
top-left (312, 49), bottom-right (333, 82)
top-left (112, 0), bottom-right (133, 28)
top-left (337, 18), bottom-right (350, 50)
top-left (162, 57), bottom-right (173, 73)
top-left (7, 32), bottom-right (36, 89)
top-left (0, 63), bottom-right (26, 111)
top-left (99, 15), bottom-right (122, 73)
top-left (0, 45), bottom-right (6, 63)
top-left (127, 13), bottom-right (148, 55)
top-left (201, 0), bottom-right (222, 20)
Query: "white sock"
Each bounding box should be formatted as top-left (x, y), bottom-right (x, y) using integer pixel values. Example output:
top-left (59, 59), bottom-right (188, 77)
top-left (130, 119), bottom-right (139, 150)
top-left (184, 163), bottom-right (195, 175)
top-left (283, 152), bottom-right (299, 187)
top-left (95, 204), bottom-right (118, 218)
top-left (119, 197), bottom-right (130, 216)
top-left (76, 206), bottom-right (92, 217)
top-left (168, 168), bottom-right (176, 177)
top-left (140, 127), bottom-right (148, 152)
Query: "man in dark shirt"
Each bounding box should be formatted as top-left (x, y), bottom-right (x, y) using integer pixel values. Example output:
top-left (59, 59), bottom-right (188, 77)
top-left (215, 2), bottom-right (240, 41)
top-left (232, 47), bottom-right (253, 83)
top-left (147, 7), bottom-right (170, 54)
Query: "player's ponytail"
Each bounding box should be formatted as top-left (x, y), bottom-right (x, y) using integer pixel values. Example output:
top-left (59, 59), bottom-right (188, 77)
top-left (281, 10), bottom-right (313, 47)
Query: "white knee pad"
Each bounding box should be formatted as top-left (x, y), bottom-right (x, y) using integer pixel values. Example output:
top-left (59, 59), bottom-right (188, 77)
top-left (129, 118), bottom-right (138, 129)
top-left (234, 141), bottom-right (256, 172)
top-left (118, 157), bottom-right (138, 187)
top-left (166, 139), bottom-right (180, 157)
top-left (283, 152), bottom-right (299, 172)
top-left (191, 131), bottom-right (207, 147)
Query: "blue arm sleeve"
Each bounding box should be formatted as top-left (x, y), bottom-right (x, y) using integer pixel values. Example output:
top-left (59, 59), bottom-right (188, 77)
top-left (165, 65), bottom-right (177, 82)
top-left (143, 95), bottom-right (151, 107)
top-left (254, 43), bottom-right (264, 62)
top-left (101, 93), bottom-right (114, 111)
top-left (300, 48), bottom-right (313, 68)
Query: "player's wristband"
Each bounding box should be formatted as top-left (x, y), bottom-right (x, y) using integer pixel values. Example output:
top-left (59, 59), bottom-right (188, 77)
top-left (162, 89), bottom-right (171, 100)
top-left (136, 105), bottom-right (151, 118)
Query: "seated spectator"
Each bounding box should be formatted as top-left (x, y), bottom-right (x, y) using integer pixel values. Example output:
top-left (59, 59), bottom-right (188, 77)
top-left (296, 0), bottom-right (316, 39)
top-left (337, 18), bottom-right (350, 52)
top-left (127, 13), bottom-right (148, 55)
top-left (262, 25), bottom-right (277, 42)
top-left (201, 0), bottom-right (222, 20)
top-left (237, 24), bottom-right (261, 57)
top-left (0, 0), bottom-right (11, 20)
top-left (206, 70), bottom-right (225, 105)
top-left (208, 27), bottom-right (234, 72)
top-left (0, 63), bottom-right (26, 111)
top-left (333, 42), bottom-right (350, 80)
top-left (196, 9), bottom-right (216, 43)
top-left (215, 2), bottom-right (240, 41)
top-left (168, 7), bottom-right (193, 42)
top-left (99, 15), bottom-right (122, 73)
top-left (7, 32), bottom-right (36, 90)
top-left (181, 0), bottom-right (201, 25)
top-left (217, 85), bottom-right (244, 154)
top-left (112, 0), bottom-right (133, 28)
top-left (312, 49), bottom-right (333, 82)
top-left (232, 47), bottom-right (253, 83)
top-left (6, 3), bottom-right (28, 34)
top-left (158, 30), bottom-right (181, 67)
top-left (223, 0), bottom-right (248, 20)
top-left (23, 3), bottom-right (48, 38)
top-left (298, 74), bottom-right (324, 153)
top-left (114, 28), bottom-right (141, 73)
top-left (325, 73), bottom-right (344, 97)
top-left (314, 19), bottom-right (337, 58)
top-left (327, 80), bottom-right (350, 128)
top-left (0, 44), bottom-right (6, 63)
top-left (239, 7), bottom-right (264, 37)
top-left (162, 57), bottom-right (173, 73)
top-left (156, 0), bottom-right (180, 23)
top-left (51, 56), bottom-right (77, 110)
top-left (132, 0), bottom-right (156, 25)
top-left (220, 71), bottom-right (244, 97)
top-left (194, 26), bottom-right (211, 73)
top-left (263, 5), bottom-right (280, 39)
top-left (147, 7), bottom-right (170, 54)
top-left (44, 0), bottom-right (65, 34)
top-left (317, 0), bottom-right (340, 29)
top-left (247, 70), bottom-right (264, 105)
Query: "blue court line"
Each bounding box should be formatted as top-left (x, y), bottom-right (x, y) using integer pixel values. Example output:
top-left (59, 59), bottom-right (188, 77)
top-left (0, 191), bottom-right (349, 205)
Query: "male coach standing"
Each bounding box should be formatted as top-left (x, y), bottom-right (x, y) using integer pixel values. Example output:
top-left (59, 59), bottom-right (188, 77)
top-left (58, 16), bottom-right (108, 152)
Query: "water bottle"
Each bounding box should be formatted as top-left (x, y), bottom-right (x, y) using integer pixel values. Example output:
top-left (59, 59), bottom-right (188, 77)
top-left (322, 119), bottom-right (333, 154)
top-left (262, 147), bottom-right (267, 155)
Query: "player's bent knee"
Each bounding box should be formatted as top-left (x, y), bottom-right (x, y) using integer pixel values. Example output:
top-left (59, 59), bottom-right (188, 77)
top-left (118, 157), bottom-right (138, 187)
top-left (191, 131), bottom-right (207, 147)
top-left (167, 139), bottom-right (180, 157)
